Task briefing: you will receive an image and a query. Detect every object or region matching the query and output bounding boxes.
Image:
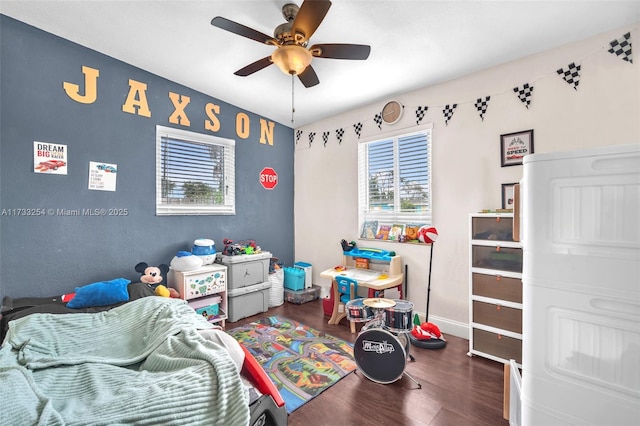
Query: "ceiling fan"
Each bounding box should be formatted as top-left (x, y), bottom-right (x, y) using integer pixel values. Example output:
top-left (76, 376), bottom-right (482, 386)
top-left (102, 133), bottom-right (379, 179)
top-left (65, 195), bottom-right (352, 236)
top-left (211, 0), bottom-right (371, 88)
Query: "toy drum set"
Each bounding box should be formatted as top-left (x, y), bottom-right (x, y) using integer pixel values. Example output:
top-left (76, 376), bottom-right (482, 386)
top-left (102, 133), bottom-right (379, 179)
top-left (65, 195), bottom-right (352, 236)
top-left (346, 297), bottom-right (421, 388)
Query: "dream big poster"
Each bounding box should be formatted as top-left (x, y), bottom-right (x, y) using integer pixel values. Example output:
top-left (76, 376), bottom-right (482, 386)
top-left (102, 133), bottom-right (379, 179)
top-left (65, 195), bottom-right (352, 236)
top-left (34, 141), bottom-right (67, 174)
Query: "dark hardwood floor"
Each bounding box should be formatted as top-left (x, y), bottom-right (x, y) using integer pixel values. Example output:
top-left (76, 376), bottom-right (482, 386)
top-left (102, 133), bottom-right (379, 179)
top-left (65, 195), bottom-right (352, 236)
top-left (227, 299), bottom-right (509, 426)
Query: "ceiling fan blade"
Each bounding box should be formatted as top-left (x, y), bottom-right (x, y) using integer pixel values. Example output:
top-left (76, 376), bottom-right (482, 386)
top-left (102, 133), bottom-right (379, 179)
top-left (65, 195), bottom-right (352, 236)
top-left (211, 16), bottom-right (279, 46)
top-left (310, 43), bottom-right (371, 60)
top-left (234, 56), bottom-right (273, 76)
top-left (291, 0), bottom-right (332, 42)
top-left (298, 65), bottom-right (320, 88)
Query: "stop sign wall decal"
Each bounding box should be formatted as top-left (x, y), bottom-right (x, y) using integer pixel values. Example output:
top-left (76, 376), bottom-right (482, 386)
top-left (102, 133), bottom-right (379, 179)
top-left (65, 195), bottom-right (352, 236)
top-left (259, 167), bottom-right (278, 190)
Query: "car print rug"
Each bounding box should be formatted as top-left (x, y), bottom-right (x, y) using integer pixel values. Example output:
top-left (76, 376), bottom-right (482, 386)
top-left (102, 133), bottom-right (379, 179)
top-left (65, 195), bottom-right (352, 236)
top-left (227, 315), bottom-right (356, 413)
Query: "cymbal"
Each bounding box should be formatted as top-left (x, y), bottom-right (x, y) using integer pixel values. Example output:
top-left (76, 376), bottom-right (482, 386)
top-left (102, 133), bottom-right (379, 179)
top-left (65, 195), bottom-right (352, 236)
top-left (363, 298), bottom-right (396, 308)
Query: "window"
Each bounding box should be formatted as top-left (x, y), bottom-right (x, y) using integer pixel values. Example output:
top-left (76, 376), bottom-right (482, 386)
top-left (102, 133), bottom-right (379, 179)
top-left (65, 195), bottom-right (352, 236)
top-left (358, 128), bottom-right (432, 237)
top-left (156, 125), bottom-right (235, 215)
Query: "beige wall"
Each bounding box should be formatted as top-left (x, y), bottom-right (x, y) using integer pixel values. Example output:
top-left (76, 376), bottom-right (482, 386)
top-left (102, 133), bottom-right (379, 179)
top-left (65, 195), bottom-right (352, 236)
top-left (294, 23), bottom-right (639, 338)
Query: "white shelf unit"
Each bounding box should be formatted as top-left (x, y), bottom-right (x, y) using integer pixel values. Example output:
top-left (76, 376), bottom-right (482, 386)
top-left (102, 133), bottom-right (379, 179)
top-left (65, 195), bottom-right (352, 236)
top-left (469, 213), bottom-right (523, 365)
top-left (168, 263), bottom-right (228, 327)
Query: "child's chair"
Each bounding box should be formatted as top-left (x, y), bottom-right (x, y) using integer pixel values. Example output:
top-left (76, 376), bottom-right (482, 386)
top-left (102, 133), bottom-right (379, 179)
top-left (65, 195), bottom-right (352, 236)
top-left (335, 275), bottom-right (361, 333)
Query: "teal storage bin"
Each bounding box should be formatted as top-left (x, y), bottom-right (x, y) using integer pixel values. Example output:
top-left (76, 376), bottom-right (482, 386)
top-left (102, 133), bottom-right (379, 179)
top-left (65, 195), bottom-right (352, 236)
top-left (284, 267), bottom-right (305, 291)
top-left (294, 261), bottom-right (312, 288)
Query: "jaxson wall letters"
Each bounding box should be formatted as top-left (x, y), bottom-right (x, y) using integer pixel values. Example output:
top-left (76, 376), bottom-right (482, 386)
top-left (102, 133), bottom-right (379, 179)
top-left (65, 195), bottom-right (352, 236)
top-left (62, 65), bottom-right (276, 145)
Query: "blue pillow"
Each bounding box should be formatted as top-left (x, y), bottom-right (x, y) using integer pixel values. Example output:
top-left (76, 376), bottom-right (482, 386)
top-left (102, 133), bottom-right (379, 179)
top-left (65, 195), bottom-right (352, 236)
top-left (66, 278), bottom-right (131, 309)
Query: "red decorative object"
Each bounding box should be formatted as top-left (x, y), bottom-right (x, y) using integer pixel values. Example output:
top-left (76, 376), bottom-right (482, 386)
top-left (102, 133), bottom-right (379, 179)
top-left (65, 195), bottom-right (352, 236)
top-left (259, 167), bottom-right (278, 190)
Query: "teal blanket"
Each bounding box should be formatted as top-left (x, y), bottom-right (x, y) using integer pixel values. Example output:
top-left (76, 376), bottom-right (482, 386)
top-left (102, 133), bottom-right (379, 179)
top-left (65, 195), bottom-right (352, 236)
top-left (0, 297), bottom-right (250, 425)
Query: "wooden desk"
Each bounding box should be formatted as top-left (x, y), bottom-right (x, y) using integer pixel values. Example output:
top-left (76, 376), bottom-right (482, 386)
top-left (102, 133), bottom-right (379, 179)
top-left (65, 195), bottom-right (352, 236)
top-left (320, 257), bottom-right (404, 326)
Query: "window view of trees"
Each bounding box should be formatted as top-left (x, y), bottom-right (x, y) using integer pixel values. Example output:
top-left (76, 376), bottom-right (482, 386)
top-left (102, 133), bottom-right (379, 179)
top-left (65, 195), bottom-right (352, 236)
top-left (365, 132), bottom-right (430, 215)
top-left (156, 125), bottom-right (235, 216)
top-left (160, 138), bottom-right (226, 205)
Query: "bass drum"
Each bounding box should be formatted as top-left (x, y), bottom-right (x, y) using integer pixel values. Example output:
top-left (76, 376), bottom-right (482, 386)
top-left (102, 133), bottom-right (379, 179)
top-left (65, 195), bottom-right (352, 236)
top-left (354, 328), bottom-right (406, 384)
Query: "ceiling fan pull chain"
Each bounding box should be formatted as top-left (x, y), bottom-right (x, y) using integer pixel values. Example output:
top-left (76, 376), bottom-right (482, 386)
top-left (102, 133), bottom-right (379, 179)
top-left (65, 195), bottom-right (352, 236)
top-left (291, 73), bottom-right (295, 124)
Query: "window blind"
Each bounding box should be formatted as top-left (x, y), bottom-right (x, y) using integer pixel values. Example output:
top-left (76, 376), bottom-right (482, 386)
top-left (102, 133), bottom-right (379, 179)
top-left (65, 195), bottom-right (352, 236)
top-left (156, 125), bottom-right (235, 216)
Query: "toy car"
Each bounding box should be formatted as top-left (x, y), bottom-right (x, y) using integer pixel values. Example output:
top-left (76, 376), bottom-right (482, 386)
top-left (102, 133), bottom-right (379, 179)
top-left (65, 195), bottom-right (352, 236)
top-left (36, 160), bottom-right (66, 171)
top-left (96, 164), bottom-right (117, 173)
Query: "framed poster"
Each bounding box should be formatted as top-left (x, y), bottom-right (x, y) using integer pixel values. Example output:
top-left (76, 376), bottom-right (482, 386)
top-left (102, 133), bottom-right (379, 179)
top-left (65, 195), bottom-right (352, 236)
top-left (500, 129), bottom-right (534, 167)
top-left (502, 183), bottom-right (517, 209)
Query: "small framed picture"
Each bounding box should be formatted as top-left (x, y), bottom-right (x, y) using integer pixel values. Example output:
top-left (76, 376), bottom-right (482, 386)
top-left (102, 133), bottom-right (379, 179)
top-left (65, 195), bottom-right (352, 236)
top-left (502, 183), bottom-right (517, 209)
top-left (500, 129), bottom-right (534, 167)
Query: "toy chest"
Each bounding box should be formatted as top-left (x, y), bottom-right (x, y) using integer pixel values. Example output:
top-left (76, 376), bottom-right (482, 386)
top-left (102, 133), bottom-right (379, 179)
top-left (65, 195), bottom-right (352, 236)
top-left (215, 251), bottom-right (271, 291)
top-left (227, 282), bottom-right (271, 322)
top-left (284, 267), bottom-right (305, 291)
top-left (284, 285), bottom-right (320, 304)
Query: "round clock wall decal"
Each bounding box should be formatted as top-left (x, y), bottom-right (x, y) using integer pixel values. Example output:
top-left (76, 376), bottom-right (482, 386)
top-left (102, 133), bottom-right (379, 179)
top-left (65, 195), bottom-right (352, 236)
top-left (382, 100), bottom-right (404, 124)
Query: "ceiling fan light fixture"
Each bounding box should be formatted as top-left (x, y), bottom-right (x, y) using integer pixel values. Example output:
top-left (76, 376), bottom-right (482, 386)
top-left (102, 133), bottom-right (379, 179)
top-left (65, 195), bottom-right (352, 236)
top-left (272, 44), bottom-right (312, 75)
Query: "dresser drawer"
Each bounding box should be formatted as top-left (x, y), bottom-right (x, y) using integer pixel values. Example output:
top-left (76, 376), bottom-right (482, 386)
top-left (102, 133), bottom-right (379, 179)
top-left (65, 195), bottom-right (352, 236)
top-left (473, 301), bottom-right (522, 333)
top-left (471, 216), bottom-right (515, 241)
top-left (473, 328), bottom-right (522, 364)
top-left (472, 273), bottom-right (522, 303)
top-left (226, 260), bottom-right (269, 290)
top-left (170, 267), bottom-right (226, 300)
top-left (472, 245), bottom-right (522, 273)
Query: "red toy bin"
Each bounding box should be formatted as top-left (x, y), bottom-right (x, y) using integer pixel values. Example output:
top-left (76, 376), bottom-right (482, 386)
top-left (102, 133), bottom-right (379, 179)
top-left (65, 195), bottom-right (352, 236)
top-left (323, 286), bottom-right (334, 316)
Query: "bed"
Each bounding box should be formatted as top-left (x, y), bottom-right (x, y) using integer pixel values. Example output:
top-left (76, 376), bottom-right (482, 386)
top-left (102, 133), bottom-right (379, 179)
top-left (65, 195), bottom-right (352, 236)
top-left (0, 282), bottom-right (287, 426)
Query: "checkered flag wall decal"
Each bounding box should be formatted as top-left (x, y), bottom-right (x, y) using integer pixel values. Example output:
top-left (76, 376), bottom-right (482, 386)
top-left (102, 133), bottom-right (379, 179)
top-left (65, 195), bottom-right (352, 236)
top-left (336, 128), bottom-right (344, 144)
top-left (513, 83), bottom-right (534, 109)
top-left (608, 32), bottom-right (633, 64)
top-left (474, 96), bottom-right (491, 121)
top-left (442, 104), bottom-right (457, 126)
top-left (374, 113), bottom-right (383, 129)
top-left (353, 122), bottom-right (363, 138)
top-left (416, 106), bottom-right (428, 125)
top-left (322, 131), bottom-right (329, 147)
top-left (308, 132), bottom-right (316, 147)
top-left (295, 130), bottom-right (302, 144)
top-left (557, 62), bottom-right (581, 90)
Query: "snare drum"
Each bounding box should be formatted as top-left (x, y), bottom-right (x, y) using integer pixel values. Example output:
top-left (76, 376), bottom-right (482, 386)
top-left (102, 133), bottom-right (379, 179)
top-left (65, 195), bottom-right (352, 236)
top-left (354, 328), bottom-right (406, 384)
top-left (345, 299), bottom-right (374, 322)
top-left (383, 299), bottom-right (414, 333)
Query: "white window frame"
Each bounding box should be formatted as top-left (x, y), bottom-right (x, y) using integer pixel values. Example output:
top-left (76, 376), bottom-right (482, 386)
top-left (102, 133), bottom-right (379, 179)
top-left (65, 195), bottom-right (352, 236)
top-left (358, 125), bottom-right (432, 236)
top-left (156, 125), bottom-right (235, 216)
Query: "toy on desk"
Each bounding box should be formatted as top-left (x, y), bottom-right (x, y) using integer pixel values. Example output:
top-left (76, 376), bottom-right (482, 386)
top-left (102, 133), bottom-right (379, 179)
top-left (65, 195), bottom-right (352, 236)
top-left (344, 247), bottom-right (396, 261)
top-left (340, 239), bottom-right (356, 252)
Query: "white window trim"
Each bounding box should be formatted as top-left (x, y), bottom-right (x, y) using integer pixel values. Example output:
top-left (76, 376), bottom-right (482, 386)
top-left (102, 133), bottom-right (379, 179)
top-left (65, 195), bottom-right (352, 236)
top-left (155, 125), bottom-right (235, 216)
top-left (358, 124), bottom-right (433, 235)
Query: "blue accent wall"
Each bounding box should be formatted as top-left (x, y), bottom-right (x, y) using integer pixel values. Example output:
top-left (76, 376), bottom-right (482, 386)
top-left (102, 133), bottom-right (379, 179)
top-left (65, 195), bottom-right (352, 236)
top-left (0, 16), bottom-right (294, 298)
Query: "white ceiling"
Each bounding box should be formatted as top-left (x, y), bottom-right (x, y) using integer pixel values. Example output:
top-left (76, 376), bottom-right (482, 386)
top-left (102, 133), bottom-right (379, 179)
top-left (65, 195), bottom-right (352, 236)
top-left (1, 1), bottom-right (638, 127)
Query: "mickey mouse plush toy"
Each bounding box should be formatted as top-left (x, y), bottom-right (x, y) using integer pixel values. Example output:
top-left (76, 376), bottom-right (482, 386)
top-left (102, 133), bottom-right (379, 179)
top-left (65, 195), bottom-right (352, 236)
top-left (135, 262), bottom-right (179, 297)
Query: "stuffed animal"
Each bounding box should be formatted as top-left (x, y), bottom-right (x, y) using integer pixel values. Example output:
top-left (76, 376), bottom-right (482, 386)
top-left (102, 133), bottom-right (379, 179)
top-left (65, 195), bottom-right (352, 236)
top-left (135, 262), bottom-right (181, 298)
top-left (135, 262), bottom-right (170, 285)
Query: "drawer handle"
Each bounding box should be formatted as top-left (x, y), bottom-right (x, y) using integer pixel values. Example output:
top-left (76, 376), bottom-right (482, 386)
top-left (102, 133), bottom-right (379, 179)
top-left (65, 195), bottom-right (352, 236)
top-left (496, 305), bottom-right (502, 311)
top-left (496, 275), bottom-right (502, 281)
top-left (497, 334), bottom-right (503, 340)
top-left (496, 246), bottom-right (501, 252)
top-left (495, 217), bottom-right (501, 223)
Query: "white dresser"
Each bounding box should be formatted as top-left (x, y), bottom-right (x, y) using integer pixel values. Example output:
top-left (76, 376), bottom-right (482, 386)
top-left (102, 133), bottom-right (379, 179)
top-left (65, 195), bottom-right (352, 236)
top-left (168, 263), bottom-right (227, 327)
top-left (469, 213), bottom-right (523, 365)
